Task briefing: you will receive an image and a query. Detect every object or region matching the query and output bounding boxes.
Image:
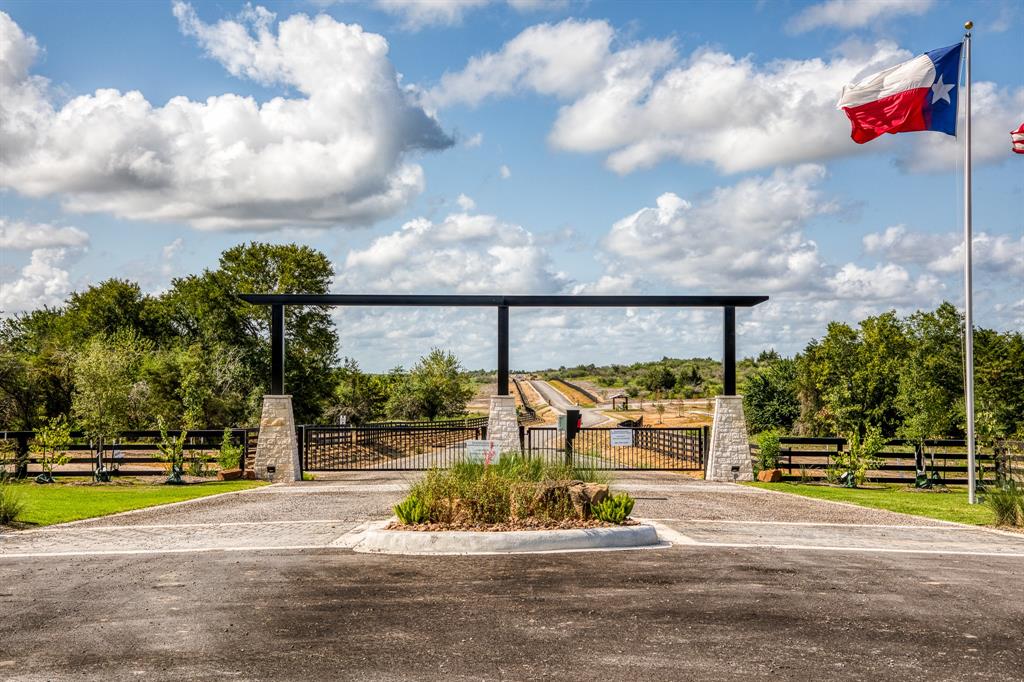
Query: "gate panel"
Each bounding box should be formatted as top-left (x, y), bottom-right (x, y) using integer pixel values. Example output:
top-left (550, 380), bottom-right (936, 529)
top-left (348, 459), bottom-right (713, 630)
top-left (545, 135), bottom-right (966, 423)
top-left (303, 419), bottom-right (486, 471)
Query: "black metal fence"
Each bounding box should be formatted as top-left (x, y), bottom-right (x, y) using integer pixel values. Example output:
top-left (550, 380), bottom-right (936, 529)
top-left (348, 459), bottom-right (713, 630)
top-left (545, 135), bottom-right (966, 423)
top-left (0, 428), bottom-right (257, 478)
top-left (302, 422), bottom-right (706, 472)
top-left (301, 420), bottom-right (487, 471)
top-left (750, 437), bottom-right (1024, 485)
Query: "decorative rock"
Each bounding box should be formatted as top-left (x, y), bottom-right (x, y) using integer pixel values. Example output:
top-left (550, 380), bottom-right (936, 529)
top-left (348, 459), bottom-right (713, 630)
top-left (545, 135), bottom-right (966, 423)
top-left (217, 468), bottom-right (243, 481)
top-left (705, 395), bottom-right (754, 482)
top-left (757, 469), bottom-right (783, 482)
top-left (252, 395), bottom-right (301, 483)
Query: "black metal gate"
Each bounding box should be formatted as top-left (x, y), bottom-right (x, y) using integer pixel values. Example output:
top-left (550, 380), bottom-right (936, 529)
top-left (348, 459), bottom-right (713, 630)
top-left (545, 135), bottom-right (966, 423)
top-left (301, 420), bottom-right (704, 472)
top-left (301, 418), bottom-right (487, 471)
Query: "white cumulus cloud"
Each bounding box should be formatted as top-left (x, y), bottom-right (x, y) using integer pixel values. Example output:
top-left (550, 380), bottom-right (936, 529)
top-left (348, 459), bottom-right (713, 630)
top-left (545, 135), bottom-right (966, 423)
top-left (0, 6), bottom-right (451, 231)
top-left (788, 0), bottom-right (934, 33)
top-left (603, 164), bottom-right (835, 292)
top-left (0, 218), bottom-right (89, 250)
top-left (427, 20), bottom-right (1021, 175)
top-left (336, 210), bottom-right (567, 294)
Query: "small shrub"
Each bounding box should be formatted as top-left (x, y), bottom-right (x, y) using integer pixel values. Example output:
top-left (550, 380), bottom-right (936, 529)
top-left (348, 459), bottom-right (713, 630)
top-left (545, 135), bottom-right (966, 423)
top-left (0, 484), bottom-right (25, 525)
top-left (394, 495), bottom-right (430, 525)
top-left (592, 492), bottom-right (635, 524)
top-left (986, 483), bottom-right (1024, 527)
top-left (186, 451), bottom-right (212, 478)
top-left (755, 430), bottom-right (782, 471)
top-left (217, 429), bottom-right (243, 470)
top-left (302, 472), bottom-right (316, 481)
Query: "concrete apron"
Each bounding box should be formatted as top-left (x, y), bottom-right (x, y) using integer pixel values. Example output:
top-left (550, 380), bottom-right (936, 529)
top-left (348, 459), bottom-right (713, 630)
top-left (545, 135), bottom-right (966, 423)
top-left (353, 520), bottom-right (665, 555)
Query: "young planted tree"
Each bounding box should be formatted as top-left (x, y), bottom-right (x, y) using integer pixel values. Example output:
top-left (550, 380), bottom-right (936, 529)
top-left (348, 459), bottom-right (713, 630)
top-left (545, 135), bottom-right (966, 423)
top-left (156, 417), bottom-right (188, 485)
top-left (72, 331), bottom-right (150, 480)
top-left (32, 416), bottom-right (73, 484)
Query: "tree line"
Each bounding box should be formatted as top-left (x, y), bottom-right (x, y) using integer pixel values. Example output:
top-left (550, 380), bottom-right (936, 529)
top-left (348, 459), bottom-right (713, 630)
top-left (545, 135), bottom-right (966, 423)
top-left (0, 242), bottom-right (475, 437)
top-left (742, 303), bottom-right (1024, 442)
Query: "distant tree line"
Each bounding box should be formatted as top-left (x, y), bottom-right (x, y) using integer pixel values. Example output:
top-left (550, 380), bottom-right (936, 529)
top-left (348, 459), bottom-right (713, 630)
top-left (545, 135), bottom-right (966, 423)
top-left (0, 243), bottom-right (475, 433)
top-left (742, 303), bottom-right (1024, 441)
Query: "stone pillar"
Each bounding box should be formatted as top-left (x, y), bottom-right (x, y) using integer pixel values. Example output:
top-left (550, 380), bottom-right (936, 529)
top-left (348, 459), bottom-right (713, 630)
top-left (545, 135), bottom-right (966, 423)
top-left (705, 395), bottom-right (753, 482)
top-left (254, 395), bottom-right (301, 483)
top-left (486, 394), bottom-right (521, 456)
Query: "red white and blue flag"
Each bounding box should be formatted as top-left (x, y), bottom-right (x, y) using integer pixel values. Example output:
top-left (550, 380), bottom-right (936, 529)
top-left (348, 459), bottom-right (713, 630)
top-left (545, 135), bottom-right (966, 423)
top-left (1012, 123), bottom-right (1024, 154)
top-left (837, 43), bottom-right (962, 144)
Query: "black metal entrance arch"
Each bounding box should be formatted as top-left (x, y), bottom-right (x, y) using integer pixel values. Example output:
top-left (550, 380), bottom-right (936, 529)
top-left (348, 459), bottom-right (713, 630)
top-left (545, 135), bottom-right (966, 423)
top-left (238, 294), bottom-right (769, 397)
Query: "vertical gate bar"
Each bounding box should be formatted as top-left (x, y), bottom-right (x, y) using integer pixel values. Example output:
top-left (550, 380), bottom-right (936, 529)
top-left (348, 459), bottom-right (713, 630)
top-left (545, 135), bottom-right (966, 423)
top-left (497, 305), bottom-right (510, 396)
top-left (271, 303), bottom-right (285, 395)
top-left (724, 305), bottom-right (736, 396)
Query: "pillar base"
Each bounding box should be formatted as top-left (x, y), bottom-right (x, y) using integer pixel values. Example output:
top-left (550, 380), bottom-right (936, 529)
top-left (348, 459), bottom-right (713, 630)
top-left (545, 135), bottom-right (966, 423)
top-left (486, 395), bottom-right (521, 456)
top-left (254, 395), bottom-right (301, 483)
top-left (705, 395), bottom-right (753, 482)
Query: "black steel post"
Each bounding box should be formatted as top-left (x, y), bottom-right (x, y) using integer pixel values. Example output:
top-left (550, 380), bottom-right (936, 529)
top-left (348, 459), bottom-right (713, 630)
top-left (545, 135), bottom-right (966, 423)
top-left (724, 306), bottom-right (736, 395)
top-left (497, 304), bottom-right (510, 395)
top-left (271, 303), bottom-right (285, 395)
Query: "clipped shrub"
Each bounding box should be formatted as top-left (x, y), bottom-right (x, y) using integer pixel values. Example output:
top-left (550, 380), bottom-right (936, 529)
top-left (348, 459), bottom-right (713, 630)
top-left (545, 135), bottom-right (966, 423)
top-left (592, 492), bottom-right (635, 524)
top-left (986, 483), bottom-right (1024, 527)
top-left (0, 484), bottom-right (25, 525)
top-left (755, 430), bottom-right (782, 471)
top-left (217, 429), bottom-right (243, 470)
top-left (394, 495), bottom-right (430, 525)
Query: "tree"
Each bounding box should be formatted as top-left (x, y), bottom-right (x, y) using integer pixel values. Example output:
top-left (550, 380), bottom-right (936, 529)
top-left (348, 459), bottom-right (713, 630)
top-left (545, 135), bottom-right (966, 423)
top-left (332, 358), bottom-right (388, 425)
top-left (897, 303), bottom-right (965, 442)
top-left (743, 358), bottom-right (800, 434)
top-left (641, 364), bottom-right (676, 392)
top-left (405, 349), bottom-right (475, 421)
top-left (31, 416), bottom-right (73, 484)
top-left (71, 331), bottom-right (150, 446)
top-left (161, 242), bottom-right (339, 424)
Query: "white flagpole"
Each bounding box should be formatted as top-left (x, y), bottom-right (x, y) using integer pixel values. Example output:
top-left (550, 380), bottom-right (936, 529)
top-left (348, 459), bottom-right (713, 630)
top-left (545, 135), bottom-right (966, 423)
top-left (963, 22), bottom-right (977, 504)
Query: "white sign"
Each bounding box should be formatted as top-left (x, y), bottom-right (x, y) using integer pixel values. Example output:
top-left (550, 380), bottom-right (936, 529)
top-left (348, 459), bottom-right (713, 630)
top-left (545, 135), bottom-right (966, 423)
top-left (610, 429), bottom-right (634, 447)
top-left (465, 440), bottom-right (500, 464)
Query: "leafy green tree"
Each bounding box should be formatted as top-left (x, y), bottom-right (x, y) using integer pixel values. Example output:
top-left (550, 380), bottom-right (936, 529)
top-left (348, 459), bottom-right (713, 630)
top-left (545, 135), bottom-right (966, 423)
top-left (743, 358), bottom-right (800, 434)
top-left (161, 242), bottom-right (338, 424)
top-left (332, 358), bottom-right (389, 425)
top-left (897, 303), bottom-right (965, 442)
top-left (32, 416), bottom-right (73, 483)
top-left (405, 349), bottom-right (475, 421)
top-left (71, 331), bottom-right (150, 446)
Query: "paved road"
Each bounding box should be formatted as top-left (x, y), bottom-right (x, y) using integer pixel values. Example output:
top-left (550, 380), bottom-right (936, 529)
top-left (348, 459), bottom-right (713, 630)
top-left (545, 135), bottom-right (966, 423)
top-left (530, 379), bottom-right (608, 426)
top-left (2, 474), bottom-right (1023, 680)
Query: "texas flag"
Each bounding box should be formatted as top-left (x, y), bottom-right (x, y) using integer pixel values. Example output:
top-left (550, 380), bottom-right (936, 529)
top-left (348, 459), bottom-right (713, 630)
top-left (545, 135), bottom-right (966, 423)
top-left (837, 43), bottom-right (962, 144)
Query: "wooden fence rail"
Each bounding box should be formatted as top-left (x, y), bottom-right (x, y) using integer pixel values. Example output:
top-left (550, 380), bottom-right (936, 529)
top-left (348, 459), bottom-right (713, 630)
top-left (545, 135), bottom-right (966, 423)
top-left (749, 437), bottom-right (1024, 485)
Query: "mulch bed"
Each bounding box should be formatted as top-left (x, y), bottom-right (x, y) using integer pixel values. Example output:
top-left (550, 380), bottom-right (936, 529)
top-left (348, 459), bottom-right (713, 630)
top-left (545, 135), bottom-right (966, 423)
top-left (386, 518), bottom-right (639, 532)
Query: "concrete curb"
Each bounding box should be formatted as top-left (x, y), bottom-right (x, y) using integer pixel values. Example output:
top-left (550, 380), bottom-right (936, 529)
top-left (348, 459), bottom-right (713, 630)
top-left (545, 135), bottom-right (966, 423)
top-left (353, 520), bottom-right (664, 555)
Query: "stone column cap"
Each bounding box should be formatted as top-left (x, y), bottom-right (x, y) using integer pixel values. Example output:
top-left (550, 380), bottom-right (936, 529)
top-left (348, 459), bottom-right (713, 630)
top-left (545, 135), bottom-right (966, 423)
top-left (261, 394), bottom-right (294, 399)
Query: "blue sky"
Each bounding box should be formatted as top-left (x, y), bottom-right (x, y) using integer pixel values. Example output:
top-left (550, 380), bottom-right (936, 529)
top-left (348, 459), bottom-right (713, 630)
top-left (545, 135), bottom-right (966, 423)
top-left (1, 0), bottom-right (1021, 371)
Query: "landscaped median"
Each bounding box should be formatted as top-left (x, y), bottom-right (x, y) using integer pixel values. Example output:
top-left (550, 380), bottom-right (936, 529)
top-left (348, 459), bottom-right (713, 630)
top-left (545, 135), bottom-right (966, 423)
top-left (0, 479), bottom-right (267, 528)
top-left (365, 454), bottom-right (662, 554)
top-left (745, 482), bottom-right (1000, 526)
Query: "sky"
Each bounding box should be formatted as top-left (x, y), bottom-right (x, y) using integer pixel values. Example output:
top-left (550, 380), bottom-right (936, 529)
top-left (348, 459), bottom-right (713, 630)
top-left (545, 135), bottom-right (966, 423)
top-left (0, 0), bottom-right (1021, 372)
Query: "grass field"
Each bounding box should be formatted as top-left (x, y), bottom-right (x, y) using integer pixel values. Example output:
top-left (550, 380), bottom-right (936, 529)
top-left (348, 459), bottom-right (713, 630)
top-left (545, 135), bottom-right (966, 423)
top-left (746, 482), bottom-right (996, 526)
top-left (3, 480), bottom-right (267, 527)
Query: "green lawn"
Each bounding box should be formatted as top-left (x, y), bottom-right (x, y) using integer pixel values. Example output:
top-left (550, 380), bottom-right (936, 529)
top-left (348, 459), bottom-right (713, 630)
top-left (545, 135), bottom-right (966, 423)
top-left (745, 482), bottom-right (995, 526)
top-left (4, 480), bottom-right (267, 527)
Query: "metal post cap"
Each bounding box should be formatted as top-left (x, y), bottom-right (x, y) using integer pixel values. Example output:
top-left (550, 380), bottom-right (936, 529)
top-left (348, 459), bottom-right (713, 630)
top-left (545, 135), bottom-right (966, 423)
top-left (964, 20), bottom-right (973, 29)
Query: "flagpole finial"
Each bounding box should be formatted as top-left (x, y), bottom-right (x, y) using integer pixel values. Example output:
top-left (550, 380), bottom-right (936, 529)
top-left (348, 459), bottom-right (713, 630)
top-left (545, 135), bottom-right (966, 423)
top-left (964, 20), bottom-right (973, 30)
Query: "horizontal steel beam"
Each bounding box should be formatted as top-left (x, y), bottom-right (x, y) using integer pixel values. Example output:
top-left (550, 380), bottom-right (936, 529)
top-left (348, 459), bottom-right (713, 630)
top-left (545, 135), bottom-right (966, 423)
top-left (238, 294), bottom-right (769, 308)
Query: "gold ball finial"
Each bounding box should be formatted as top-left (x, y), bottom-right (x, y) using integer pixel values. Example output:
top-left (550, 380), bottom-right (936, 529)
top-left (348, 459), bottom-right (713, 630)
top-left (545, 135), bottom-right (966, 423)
top-left (964, 20), bottom-right (973, 30)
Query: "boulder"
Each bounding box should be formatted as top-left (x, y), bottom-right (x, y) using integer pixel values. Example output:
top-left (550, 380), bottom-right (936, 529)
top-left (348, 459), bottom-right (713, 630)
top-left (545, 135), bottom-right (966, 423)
top-left (757, 469), bottom-right (783, 483)
top-left (218, 468), bottom-right (243, 481)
